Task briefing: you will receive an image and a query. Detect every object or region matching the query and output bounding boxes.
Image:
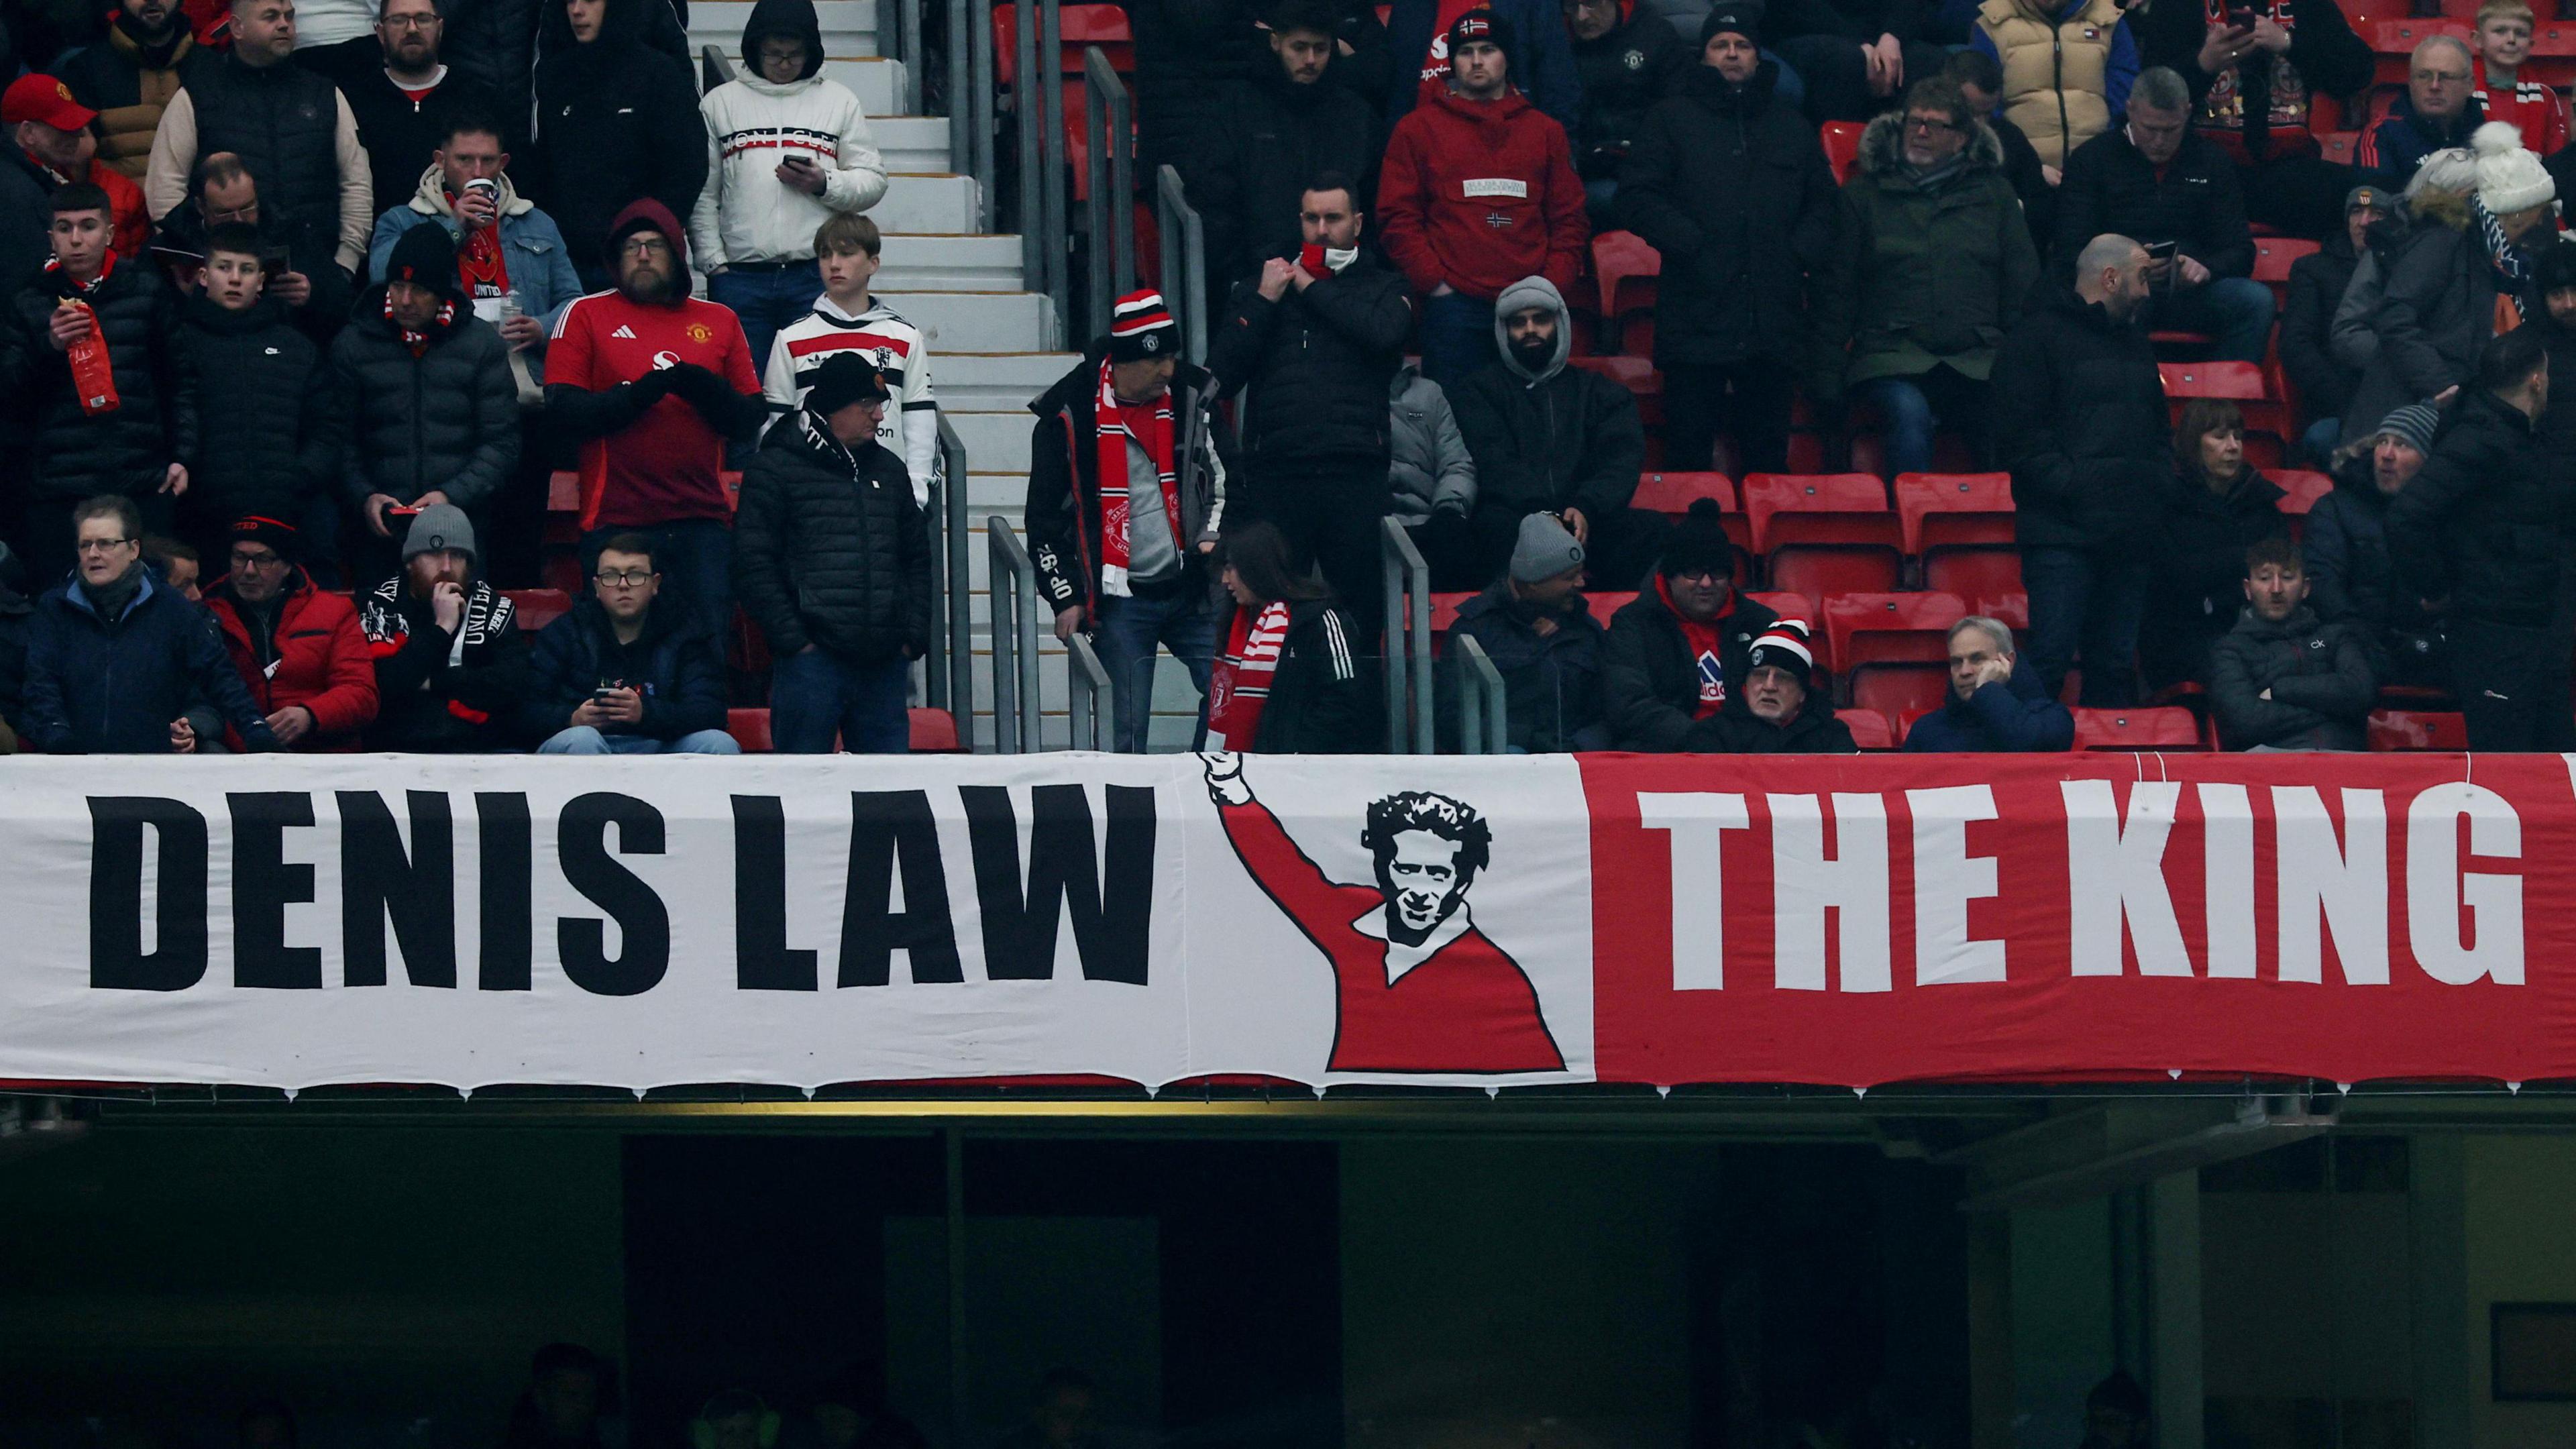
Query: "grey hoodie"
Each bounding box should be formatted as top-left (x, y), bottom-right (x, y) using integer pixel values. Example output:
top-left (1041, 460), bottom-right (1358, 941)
top-left (1389, 364), bottom-right (1477, 526)
top-left (1493, 276), bottom-right (1574, 385)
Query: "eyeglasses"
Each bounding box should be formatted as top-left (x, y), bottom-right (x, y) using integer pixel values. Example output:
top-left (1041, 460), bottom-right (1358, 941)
top-left (1905, 114), bottom-right (1964, 133)
top-left (618, 237), bottom-right (672, 258)
top-left (1668, 566), bottom-right (1726, 584)
top-left (202, 203), bottom-right (259, 223)
top-left (75, 537), bottom-right (134, 555)
top-left (380, 11), bottom-right (439, 26)
top-left (231, 551), bottom-right (286, 570)
top-left (595, 569), bottom-right (655, 587)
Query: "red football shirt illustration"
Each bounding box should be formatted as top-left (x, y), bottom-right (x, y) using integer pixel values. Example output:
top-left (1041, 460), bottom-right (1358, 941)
top-left (1207, 757), bottom-right (1564, 1074)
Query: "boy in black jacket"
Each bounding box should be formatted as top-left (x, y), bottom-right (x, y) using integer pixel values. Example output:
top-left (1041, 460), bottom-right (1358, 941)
top-left (528, 531), bottom-right (738, 753)
top-left (358, 504), bottom-right (530, 751)
top-left (178, 222), bottom-right (339, 570)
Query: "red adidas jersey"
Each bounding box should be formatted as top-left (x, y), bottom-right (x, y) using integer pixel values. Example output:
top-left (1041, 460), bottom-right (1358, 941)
top-left (547, 289), bottom-right (759, 529)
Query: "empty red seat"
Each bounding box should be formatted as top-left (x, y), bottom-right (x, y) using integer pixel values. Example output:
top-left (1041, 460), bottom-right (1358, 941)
top-left (1895, 471), bottom-right (2015, 554)
top-left (1851, 667), bottom-right (1951, 720)
top-left (2073, 707), bottom-right (2207, 751)
top-left (2273, 469), bottom-right (2334, 514)
top-left (2368, 708), bottom-right (2471, 751)
top-left (908, 708), bottom-right (965, 752)
top-left (1972, 590), bottom-right (2028, 631)
top-left (504, 588), bottom-right (572, 633)
top-left (728, 707), bottom-right (775, 752)
top-left (1742, 473), bottom-right (1901, 614)
top-left (1821, 121), bottom-right (1863, 184)
top-left (2161, 360), bottom-right (2268, 401)
top-left (1593, 230), bottom-right (1660, 323)
top-left (1631, 470), bottom-right (1733, 516)
top-left (2253, 237), bottom-right (2320, 284)
top-left (1568, 356), bottom-right (1662, 425)
top-left (1837, 708), bottom-right (1898, 750)
top-left (1825, 590), bottom-right (1966, 672)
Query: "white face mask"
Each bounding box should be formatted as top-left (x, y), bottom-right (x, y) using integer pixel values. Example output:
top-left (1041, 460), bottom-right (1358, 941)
top-left (1322, 245), bottom-right (1358, 272)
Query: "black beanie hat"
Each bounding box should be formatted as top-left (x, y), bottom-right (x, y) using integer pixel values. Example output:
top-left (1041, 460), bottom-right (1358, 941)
top-left (804, 352), bottom-right (892, 417)
top-left (228, 513), bottom-right (300, 562)
top-left (1447, 7), bottom-right (1513, 60)
top-left (1660, 497), bottom-right (1736, 581)
top-left (385, 223), bottom-right (457, 298)
top-left (1700, 0), bottom-right (1765, 47)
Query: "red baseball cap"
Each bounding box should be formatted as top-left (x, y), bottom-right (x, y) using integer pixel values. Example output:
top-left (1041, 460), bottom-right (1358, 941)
top-left (1, 74), bottom-right (98, 132)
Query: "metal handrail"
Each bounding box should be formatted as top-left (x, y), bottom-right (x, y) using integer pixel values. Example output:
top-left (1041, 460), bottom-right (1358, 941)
top-left (1014, 0), bottom-right (1042, 298)
top-left (1066, 633), bottom-right (1110, 750)
top-left (1379, 518), bottom-right (1432, 753)
top-left (1081, 46), bottom-right (1135, 337)
top-left (943, 412), bottom-right (968, 722)
top-left (985, 515), bottom-right (1042, 753)
top-left (1153, 164), bottom-right (1208, 364)
top-left (888, 0), bottom-right (922, 116)
top-left (1038, 0), bottom-right (1065, 333)
top-left (1452, 634), bottom-right (1507, 755)
top-left (699, 42), bottom-right (735, 91)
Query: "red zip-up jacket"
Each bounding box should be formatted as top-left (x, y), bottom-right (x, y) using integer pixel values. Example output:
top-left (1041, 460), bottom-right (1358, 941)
top-left (206, 571), bottom-right (380, 750)
top-left (1375, 86), bottom-right (1589, 304)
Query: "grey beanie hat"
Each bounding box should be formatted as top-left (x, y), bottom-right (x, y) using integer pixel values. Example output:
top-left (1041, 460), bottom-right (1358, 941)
top-left (401, 502), bottom-right (477, 562)
top-left (1509, 511), bottom-right (1585, 583)
top-left (2375, 400), bottom-right (2440, 455)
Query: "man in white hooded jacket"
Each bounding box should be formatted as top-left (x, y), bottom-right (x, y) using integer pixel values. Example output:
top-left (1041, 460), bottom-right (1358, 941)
top-left (690, 0), bottom-right (890, 370)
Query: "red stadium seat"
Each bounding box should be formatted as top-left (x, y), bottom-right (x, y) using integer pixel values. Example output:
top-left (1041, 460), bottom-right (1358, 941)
top-left (1589, 590), bottom-right (1639, 623)
top-left (504, 588), bottom-right (572, 633)
top-left (2161, 360), bottom-right (2268, 400)
top-left (1742, 473), bottom-right (1902, 612)
top-left (1631, 470), bottom-right (1733, 516)
top-left (2273, 469), bottom-right (2334, 514)
top-left (1895, 471), bottom-right (2014, 554)
top-left (2072, 707), bottom-right (2207, 751)
top-left (994, 3), bottom-right (1132, 85)
top-left (2368, 708), bottom-right (2471, 750)
top-left (909, 708), bottom-right (965, 752)
top-left (2320, 130), bottom-right (2359, 166)
top-left (2253, 236), bottom-right (2320, 311)
top-left (1744, 592), bottom-right (1824, 665)
top-left (1851, 666), bottom-right (1951, 720)
top-left (728, 707), bottom-right (775, 752)
top-left (1568, 356), bottom-right (1662, 425)
top-left (1837, 708), bottom-right (1898, 750)
top-left (1824, 591), bottom-right (1966, 672)
top-left (1973, 591), bottom-right (2028, 631)
top-left (2368, 19), bottom-right (2469, 87)
top-left (1593, 230), bottom-right (1660, 325)
top-left (1822, 121), bottom-right (1864, 184)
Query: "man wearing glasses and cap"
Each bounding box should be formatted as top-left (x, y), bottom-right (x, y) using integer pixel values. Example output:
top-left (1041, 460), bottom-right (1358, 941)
top-left (203, 513), bottom-right (379, 749)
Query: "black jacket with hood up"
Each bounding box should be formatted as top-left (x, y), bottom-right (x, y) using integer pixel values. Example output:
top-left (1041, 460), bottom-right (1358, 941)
top-left (528, 0), bottom-right (709, 270)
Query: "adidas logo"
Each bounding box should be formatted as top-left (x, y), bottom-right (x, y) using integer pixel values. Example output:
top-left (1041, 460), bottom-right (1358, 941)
top-left (610, 324), bottom-right (636, 339)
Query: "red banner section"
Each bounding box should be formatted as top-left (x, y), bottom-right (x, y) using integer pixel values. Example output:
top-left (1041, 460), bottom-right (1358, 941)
top-left (1580, 753), bottom-right (2576, 1088)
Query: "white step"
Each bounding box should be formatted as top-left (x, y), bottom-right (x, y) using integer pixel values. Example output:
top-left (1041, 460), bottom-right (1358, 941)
top-left (872, 116), bottom-right (952, 174)
top-left (871, 172), bottom-right (979, 233)
top-left (879, 286), bottom-right (1053, 351)
top-left (947, 409), bottom-right (1032, 472)
top-left (966, 471), bottom-right (1030, 511)
top-left (938, 352), bottom-right (1077, 408)
top-left (876, 232), bottom-right (1022, 292)
top-left (690, 0), bottom-right (877, 60)
top-left (820, 58), bottom-right (904, 111)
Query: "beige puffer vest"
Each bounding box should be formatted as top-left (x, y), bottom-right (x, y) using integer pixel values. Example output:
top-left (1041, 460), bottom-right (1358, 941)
top-left (1976, 0), bottom-right (2124, 167)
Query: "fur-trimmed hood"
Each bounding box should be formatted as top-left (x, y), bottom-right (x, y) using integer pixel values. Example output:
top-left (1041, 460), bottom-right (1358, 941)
top-left (1854, 109), bottom-right (2006, 180)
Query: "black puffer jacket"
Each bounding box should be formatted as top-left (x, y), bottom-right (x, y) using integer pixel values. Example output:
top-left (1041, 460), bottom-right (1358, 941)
top-left (1191, 59), bottom-right (1381, 284)
top-left (2207, 605), bottom-right (2377, 751)
top-left (1436, 583), bottom-right (1610, 752)
top-left (1991, 288), bottom-right (2172, 551)
top-left (1207, 250), bottom-right (1411, 466)
top-left (0, 257), bottom-right (196, 502)
top-left (1568, 8), bottom-right (1690, 182)
top-left (2144, 466), bottom-right (2288, 689)
top-left (733, 410), bottom-right (933, 663)
top-left (2280, 231), bottom-right (2361, 426)
top-left (2304, 455), bottom-right (2443, 653)
top-left (445, 0), bottom-right (547, 138)
top-left (182, 51), bottom-right (348, 284)
top-left (0, 148), bottom-right (48, 297)
top-left (326, 286), bottom-right (521, 508)
top-left (528, 0), bottom-right (709, 272)
top-left (178, 294), bottom-right (339, 519)
top-left (1617, 62), bottom-right (1837, 369)
top-left (1247, 599), bottom-right (1378, 753)
top-left (2388, 385), bottom-right (2572, 630)
top-left (523, 595), bottom-right (730, 742)
top-left (1601, 584), bottom-right (1781, 751)
top-left (1124, 0), bottom-right (1270, 172)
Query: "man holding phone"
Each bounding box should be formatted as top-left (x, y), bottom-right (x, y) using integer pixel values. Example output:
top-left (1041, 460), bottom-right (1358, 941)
top-left (690, 0), bottom-right (890, 376)
top-left (525, 532), bottom-right (738, 754)
top-left (2127, 0), bottom-right (2371, 235)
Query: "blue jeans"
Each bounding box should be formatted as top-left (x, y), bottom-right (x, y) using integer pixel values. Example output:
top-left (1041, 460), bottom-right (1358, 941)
top-left (582, 520), bottom-right (731, 631)
top-left (1093, 586), bottom-right (1218, 753)
top-left (771, 646), bottom-right (911, 753)
top-left (708, 262), bottom-right (826, 380)
top-left (1418, 291), bottom-right (1496, 388)
top-left (2153, 276), bottom-right (2275, 363)
top-left (539, 725), bottom-right (742, 754)
top-left (2021, 546), bottom-right (2147, 708)
top-left (1851, 370), bottom-right (1989, 478)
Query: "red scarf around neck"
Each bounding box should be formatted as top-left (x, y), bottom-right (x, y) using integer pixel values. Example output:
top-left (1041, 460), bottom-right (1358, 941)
top-left (1094, 356), bottom-right (1180, 597)
top-left (1205, 600), bottom-right (1291, 751)
top-left (386, 290), bottom-right (456, 356)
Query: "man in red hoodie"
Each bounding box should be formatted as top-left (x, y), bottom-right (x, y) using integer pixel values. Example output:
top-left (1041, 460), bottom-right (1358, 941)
top-left (1205, 753), bottom-right (1565, 1075)
top-left (203, 514), bottom-right (379, 749)
top-left (1376, 9), bottom-right (1587, 385)
top-left (545, 199), bottom-right (766, 631)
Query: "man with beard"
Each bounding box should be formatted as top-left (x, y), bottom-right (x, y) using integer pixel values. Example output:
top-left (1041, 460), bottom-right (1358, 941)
top-left (1451, 276), bottom-right (1663, 588)
top-left (327, 0), bottom-right (505, 219)
top-left (59, 0), bottom-right (205, 182)
top-left (545, 199), bottom-right (765, 629)
top-left (1992, 231), bottom-right (2171, 706)
top-left (1188, 0), bottom-right (1383, 294)
top-left (358, 502), bottom-right (529, 751)
top-left (1204, 754), bottom-right (1566, 1075)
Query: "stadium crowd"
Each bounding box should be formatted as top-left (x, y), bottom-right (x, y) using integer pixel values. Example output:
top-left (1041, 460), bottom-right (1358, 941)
top-left (0, 0), bottom-right (2573, 756)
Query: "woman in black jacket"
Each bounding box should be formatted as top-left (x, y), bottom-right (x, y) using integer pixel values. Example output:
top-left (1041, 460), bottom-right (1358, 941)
top-left (2145, 397), bottom-right (2287, 691)
top-left (1207, 521), bottom-right (1377, 753)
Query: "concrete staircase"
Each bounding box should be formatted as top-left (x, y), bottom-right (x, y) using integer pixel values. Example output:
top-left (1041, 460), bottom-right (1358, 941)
top-left (689, 7), bottom-right (1218, 749)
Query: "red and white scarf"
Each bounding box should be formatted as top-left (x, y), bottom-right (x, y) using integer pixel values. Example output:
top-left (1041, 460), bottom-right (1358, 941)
top-left (386, 290), bottom-right (456, 357)
top-left (1205, 600), bottom-right (1291, 751)
top-left (1095, 356), bottom-right (1180, 598)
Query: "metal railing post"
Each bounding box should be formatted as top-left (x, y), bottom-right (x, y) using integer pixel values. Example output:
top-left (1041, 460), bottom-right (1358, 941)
top-left (922, 472), bottom-right (950, 713)
top-left (699, 43), bottom-right (736, 91)
top-left (1380, 519), bottom-right (1424, 753)
top-left (969, 0), bottom-right (995, 227)
top-left (1066, 633), bottom-right (1109, 750)
top-left (938, 417), bottom-right (972, 728)
top-left (892, 0), bottom-right (922, 115)
top-left (1036, 0), bottom-right (1068, 339)
top-left (985, 516), bottom-right (1042, 753)
top-left (1454, 634), bottom-right (1506, 755)
top-left (1153, 165), bottom-right (1208, 365)
top-left (1080, 45), bottom-right (1133, 339)
top-left (1013, 0), bottom-right (1040, 291)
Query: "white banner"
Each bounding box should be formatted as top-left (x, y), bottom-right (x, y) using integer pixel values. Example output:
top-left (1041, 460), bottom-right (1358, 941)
top-left (0, 755), bottom-right (1597, 1091)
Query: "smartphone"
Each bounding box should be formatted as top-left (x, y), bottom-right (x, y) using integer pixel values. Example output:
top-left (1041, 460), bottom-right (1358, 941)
top-left (2226, 6), bottom-right (2255, 27)
top-left (592, 686), bottom-right (625, 702)
top-left (259, 244), bottom-right (291, 278)
top-left (386, 504), bottom-right (423, 519)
